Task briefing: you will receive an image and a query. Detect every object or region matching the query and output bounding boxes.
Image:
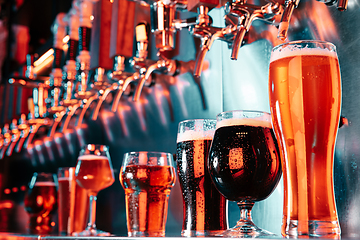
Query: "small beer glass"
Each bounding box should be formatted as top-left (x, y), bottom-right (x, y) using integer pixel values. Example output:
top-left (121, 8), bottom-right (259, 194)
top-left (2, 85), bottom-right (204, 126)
top-left (120, 151), bottom-right (176, 237)
top-left (24, 172), bottom-right (58, 234)
top-left (176, 119), bottom-right (227, 236)
top-left (269, 40), bottom-right (341, 237)
top-left (208, 110), bottom-right (282, 237)
top-left (73, 144), bottom-right (115, 236)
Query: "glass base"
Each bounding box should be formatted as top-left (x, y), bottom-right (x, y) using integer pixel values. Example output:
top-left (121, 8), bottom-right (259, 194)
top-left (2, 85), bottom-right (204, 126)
top-left (283, 219), bottom-right (341, 238)
top-left (216, 220), bottom-right (277, 238)
top-left (128, 230), bottom-right (165, 237)
top-left (72, 228), bottom-right (112, 237)
top-left (181, 229), bottom-right (225, 237)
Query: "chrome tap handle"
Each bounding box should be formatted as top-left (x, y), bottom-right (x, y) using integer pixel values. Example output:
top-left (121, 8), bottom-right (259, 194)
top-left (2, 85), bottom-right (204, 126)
top-left (277, 0), bottom-right (300, 40)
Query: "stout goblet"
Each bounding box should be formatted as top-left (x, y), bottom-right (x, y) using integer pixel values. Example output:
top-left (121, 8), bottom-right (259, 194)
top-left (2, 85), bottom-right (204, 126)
top-left (208, 110), bottom-right (282, 238)
top-left (74, 144), bottom-right (115, 236)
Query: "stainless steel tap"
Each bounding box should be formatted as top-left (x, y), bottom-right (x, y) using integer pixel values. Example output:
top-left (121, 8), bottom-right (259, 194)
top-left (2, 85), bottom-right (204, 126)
top-left (0, 124), bottom-right (11, 159)
top-left (227, 0), bottom-right (283, 60)
top-left (5, 119), bottom-right (21, 157)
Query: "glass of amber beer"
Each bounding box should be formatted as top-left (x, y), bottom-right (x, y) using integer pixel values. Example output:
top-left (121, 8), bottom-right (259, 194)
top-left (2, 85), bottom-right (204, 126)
top-left (24, 172), bottom-right (58, 234)
top-left (208, 110), bottom-right (282, 237)
top-left (120, 151), bottom-right (176, 237)
top-left (176, 119), bottom-right (227, 236)
top-left (269, 40), bottom-right (341, 237)
top-left (74, 144), bottom-right (115, 236)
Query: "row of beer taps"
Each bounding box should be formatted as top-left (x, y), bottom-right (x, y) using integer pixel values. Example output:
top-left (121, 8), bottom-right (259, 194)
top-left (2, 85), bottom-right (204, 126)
top-left (0, 0), bottom-right (348, 159)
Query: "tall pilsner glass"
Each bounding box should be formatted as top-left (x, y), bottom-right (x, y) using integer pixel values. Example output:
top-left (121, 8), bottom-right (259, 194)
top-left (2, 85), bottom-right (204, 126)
top-left (269, 40), bottom-right (341, 237)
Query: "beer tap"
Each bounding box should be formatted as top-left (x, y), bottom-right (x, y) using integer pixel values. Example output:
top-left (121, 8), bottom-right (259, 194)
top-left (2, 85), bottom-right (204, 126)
top-left (5, 119), bottom-right (21, 157)
top-left (227, 0), bottom-right (283, 60)
top-left (47, 13), bottom-right (69, 138)
top-left (13, 114), bottom-right (30, 153)
top-left (61, 0), bottom-right (99, 131)
top-left (0, 124), bottom-right (11, 159)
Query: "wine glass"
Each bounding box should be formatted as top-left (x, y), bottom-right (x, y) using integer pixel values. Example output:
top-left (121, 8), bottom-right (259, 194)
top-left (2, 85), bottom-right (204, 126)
top-left (73, 144), bottom-right (115, 236)
top-left (24, 172), bottom-right (58, 234)
top-left (207, 110), bottom-right (282, 238)
top-left (119, 151), bottom-right (176, 237)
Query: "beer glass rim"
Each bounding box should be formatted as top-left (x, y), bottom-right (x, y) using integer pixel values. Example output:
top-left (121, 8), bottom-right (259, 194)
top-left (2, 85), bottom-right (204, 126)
top-left (122, 151), bottom-right (174, 167)
top-left (179, 119), bottom-right (216, 125)
top-left (272, 40), bottom-right (336, 52)
top-left (216, 110), bottom-right (271, 118)
top-left (81, 144), bottom-right (109, 152)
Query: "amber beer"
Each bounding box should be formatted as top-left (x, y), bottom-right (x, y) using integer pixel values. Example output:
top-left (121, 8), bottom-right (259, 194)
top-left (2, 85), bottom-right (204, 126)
top-left (58, 167), bottom-right (89, 235)
top-left (120, 164), bottom-right (176, 237)
top-left (176, 119), bottom-right (227, 236)
top-left (269, 41), bottom-right (341, 237)
top-left (75, 155), bottom-right (115, 193)
top-left (24, 181), bottom-right (57, 234)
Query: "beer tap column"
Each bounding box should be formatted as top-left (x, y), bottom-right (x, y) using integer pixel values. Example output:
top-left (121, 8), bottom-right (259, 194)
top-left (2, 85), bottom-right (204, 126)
top-left (48, 13), bottom-right (67, 116)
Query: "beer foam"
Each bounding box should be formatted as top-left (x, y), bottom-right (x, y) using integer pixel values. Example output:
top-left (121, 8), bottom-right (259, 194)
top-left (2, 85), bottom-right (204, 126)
top-left (216, 118), bottom-right (272, 129)
top-left (270, 45), bottom-right (337, 63)
top-left (34, 181), bottom-right (56, 187)
top-left (78, 155), bottom-right (109, 161)
top-left (177, 129), bottom-right (215, 143)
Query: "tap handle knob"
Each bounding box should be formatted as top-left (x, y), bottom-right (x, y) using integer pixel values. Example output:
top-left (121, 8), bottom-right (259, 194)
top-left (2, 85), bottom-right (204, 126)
top-left (277, 0), bottom-right (300, 41)
top-left (136, 22), bottom-right (149, 59)
top-left (109, 0), bottom-right (136, 59)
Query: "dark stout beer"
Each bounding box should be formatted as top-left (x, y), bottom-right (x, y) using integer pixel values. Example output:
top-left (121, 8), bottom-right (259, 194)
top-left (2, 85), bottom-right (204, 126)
top-left (208, 119), bottom-right (282, 202)
top-left (176, 136), bottom-right (227, 235)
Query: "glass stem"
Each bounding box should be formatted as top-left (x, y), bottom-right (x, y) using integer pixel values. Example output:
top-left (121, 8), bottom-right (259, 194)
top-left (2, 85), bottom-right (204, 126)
top-left (237, 200), bottom-right (255, 223)
top-left (87, 194), bottom-right (97, 230)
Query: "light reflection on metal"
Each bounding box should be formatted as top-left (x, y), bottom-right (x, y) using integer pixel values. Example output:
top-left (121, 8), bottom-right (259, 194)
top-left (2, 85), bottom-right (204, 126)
top-left (114, 103), bottom-right (132, 137)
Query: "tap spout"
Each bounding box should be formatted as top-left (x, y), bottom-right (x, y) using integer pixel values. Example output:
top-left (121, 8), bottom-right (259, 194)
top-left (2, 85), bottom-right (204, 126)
top-left (91, 83), bottom-right (118, 120)
top-left (112, 73), bottom-right (140, 111)
top-left (76, 94), bottom-right (98, 127)
top-left (277, 0), bottom-right (300, 40)
top-left (193, 25), bottom-right (235, 78)
top-left (60, 102), bottom-right (82, 132)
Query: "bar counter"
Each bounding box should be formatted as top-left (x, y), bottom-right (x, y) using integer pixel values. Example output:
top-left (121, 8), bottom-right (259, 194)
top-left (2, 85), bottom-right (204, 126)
top-left (2, 232), bottom-right (360, 240)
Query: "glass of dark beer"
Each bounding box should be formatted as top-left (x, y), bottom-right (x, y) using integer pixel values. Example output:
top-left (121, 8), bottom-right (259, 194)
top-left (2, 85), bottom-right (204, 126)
top-left (120, 151), bottom-right (176, 237)
top-left (73, 144), bottom-right (115, 236)
top-left (24, 172), bottom-right (58, 234)
top-left (208, 110), bottom-right (282, 237)
top-left (176, 119), bottom-right (227, 236)
top-left (269, 40), bottom-right (341, 237)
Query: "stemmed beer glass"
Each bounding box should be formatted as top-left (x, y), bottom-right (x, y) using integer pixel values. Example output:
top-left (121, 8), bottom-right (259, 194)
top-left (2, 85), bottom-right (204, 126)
top-left (74, 144), bottom-right (115, 236)
top-left (208, 110), bottom-right (282, 237)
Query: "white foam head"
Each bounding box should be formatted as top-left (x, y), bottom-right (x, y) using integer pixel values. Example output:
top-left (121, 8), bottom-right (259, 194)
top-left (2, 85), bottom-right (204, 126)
top-left (34, 181), bottom-right (56, 187)
top-left (78, 155), bottom-right (109, 161)
top-left (177, 129), bottom-right (215, 143)
top-left (216, 118), bottom-right (272, 129)
top-left (270, 44), bottom-right (337, 63)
